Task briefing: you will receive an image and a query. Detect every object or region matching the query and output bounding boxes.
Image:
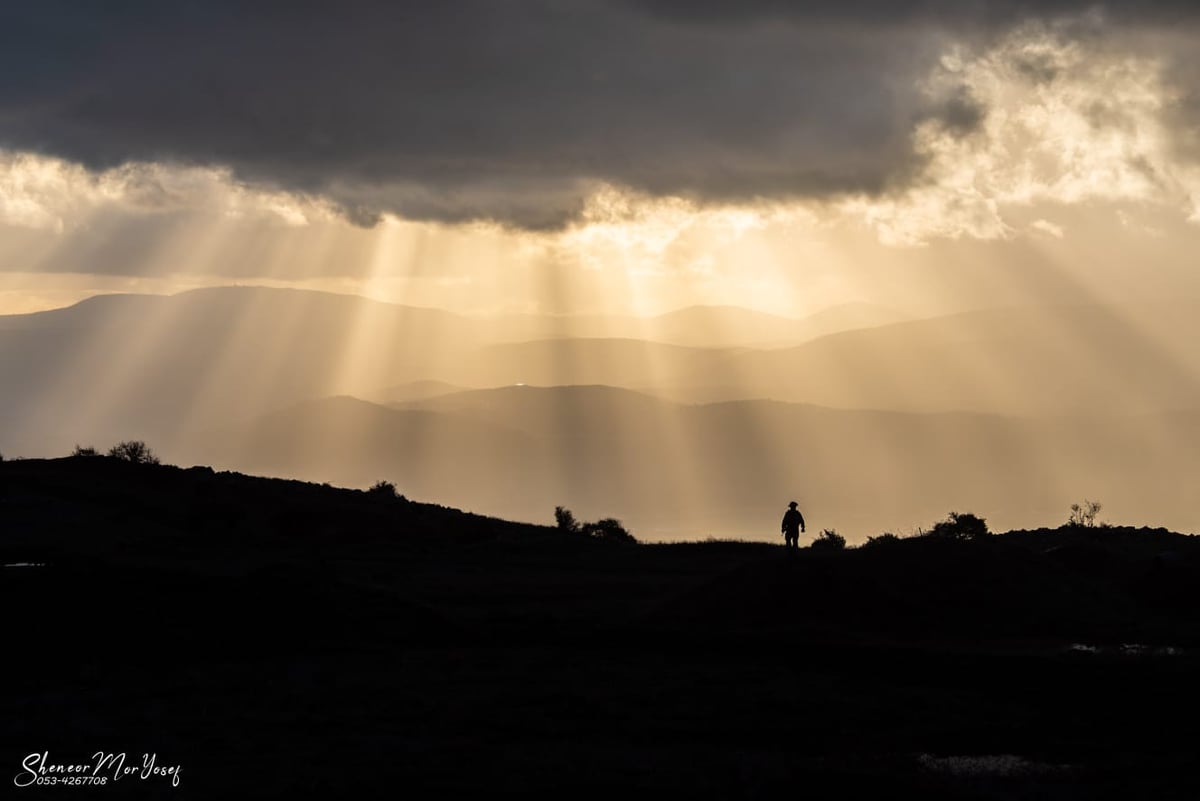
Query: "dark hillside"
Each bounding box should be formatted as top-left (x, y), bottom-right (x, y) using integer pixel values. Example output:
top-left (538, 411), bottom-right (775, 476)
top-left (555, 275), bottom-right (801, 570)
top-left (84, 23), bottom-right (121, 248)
top-left (3, 457), bottom-right (1199, 799)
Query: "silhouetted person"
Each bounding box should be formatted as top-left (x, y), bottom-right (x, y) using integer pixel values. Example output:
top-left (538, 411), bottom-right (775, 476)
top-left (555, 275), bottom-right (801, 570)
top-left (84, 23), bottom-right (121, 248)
top-left (781, 501), bottom-right (805, 548)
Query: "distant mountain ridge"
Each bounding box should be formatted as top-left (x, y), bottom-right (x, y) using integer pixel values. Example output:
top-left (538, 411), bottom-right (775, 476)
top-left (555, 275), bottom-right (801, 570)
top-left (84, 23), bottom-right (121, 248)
top-left (0, 287), bottom-right (915, 453)
top-left (180, 385), bottom-right (1200, 541)
top-left (483, 302), bottom-right (907, 347)
top-left (3, 285), bottom-right (1197, 543)
top-left (720, 303), bottom-right (1200, 414)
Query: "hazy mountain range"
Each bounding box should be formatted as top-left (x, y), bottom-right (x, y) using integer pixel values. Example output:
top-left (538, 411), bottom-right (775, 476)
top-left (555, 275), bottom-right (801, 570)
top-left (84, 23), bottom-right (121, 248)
top-left (184, 385), bottom-right (1200, 540)
top-left (1, 286), bottom-right (1197, 540)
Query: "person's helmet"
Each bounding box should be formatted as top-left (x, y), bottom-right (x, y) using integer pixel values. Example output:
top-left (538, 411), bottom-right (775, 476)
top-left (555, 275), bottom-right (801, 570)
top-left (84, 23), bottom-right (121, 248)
top-left (788, 501), bottom-right (798, 508)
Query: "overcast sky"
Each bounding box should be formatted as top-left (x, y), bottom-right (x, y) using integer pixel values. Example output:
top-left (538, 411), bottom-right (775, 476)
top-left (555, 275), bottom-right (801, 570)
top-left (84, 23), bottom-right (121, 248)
top-left (1, 1), bottom-right (1199, 315)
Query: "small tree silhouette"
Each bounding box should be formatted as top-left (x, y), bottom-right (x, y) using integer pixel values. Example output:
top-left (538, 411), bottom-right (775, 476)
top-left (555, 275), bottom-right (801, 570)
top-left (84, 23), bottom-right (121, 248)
top-left (925, 511), bottom-right (989, 541)
top-left (72, 444), bottom-right (99, 457)
top-left (554, 506), bottom-right (581, 534)
top-left (368, 480), bottom-right (402, 500)
top-left (810, 528), bottom-right (847, 550)
top-left (107, 440), bottom-right (160, 465)
top-left (554, 507), bottom-right (635, 543)
top-left (581, 517), bottom-right (636, 544)
top-left (861, 532), bottom-right (901, 549)
top-left (1067, 499), bottom-right (1103, 528)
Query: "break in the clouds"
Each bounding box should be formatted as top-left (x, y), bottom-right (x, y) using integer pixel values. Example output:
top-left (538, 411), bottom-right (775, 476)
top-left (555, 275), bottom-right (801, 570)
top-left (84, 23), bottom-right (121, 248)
top-left (1, 1), bottom-right (1198, 232)
top-left (853, 22), bottom-right (1200, 244)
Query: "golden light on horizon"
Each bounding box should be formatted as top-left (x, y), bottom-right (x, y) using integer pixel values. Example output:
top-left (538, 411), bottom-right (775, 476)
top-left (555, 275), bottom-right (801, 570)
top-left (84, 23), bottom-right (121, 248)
top-left (8, 7), bottom-right (1200, 796)
top-left (2, 16), bottom-right (1200, 541)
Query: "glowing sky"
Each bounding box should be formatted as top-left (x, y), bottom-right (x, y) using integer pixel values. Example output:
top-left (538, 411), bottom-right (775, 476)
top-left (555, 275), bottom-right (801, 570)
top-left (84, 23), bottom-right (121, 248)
top-left (4, 3), bottom-right (1200, 540)
top-left (1, 3), bottom-right (1199, 317)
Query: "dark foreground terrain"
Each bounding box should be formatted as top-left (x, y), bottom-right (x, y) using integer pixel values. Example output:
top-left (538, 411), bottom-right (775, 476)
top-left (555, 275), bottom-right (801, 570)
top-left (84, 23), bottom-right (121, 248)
top-left (3, 457), bottom-right (1200, 799)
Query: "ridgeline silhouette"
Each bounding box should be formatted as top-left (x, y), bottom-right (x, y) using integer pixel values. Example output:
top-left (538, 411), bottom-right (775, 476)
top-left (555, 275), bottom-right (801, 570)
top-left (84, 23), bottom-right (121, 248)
top-left (2, 453), bottom-right (1199, 797)
top-left (3, 288), bottom-right (1200, 540)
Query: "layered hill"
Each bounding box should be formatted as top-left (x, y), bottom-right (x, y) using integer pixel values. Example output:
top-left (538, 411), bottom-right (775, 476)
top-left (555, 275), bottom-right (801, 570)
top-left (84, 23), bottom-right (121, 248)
top-left (4, 455), bottom-right (1199, 798)
top-left (0, 287), bottom-right (855, 453)
top-left (3, 287), bottom-right (1197, 544)
top-left (718, 304), bottom-right (1200, 415)
top-left (3, 288), bottom-right (1197, 462)
top-left (181, 385), bottom-right (1200, 540)
top-left (488, 301), bottom-right (906, 347)
top-left (0, 287), bottom-right (480, 453)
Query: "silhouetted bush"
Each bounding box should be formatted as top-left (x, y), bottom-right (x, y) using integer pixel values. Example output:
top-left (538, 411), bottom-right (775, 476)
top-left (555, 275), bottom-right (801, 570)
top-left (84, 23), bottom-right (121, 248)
top-left (368, 480), bottom-right (403, 500)
top-left (861, 532), bottom-right (901, 549)
top-left (925, 511), bottom-right (989, 541)
top-left (555, 507), bottom-right (636, 543)
top-left (71, 444), bottom-right (100, 457)
top-left (582, 517), bottom-right (636, 544)
top-left (810, 528), bottom-right (847, 550)
top-left (554, 506), bottom-right (581, 534)
top-left (107, 440), bottom-right (160, 465)
top-left (1067, 499), bottom-right (1103, 528)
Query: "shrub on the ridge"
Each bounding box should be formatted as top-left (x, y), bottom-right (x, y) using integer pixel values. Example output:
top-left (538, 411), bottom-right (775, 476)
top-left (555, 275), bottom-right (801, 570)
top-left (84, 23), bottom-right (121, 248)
top-left (368, 480), bottom-right (402, 500)
top-left (555, 507), bottom-right (636, 543)
top-left (554, 505), bottom-right (581, 534)
top-left (924, 511), bottom-right (989, 541)
top-left (1067, 499), bottom-right (1103, 528)
top-left (107, 440), bottom-right (160, 465)
top-left (810, 528), bottom-right (847, 550)
top-left (582, 517), bottom-right (637, 544)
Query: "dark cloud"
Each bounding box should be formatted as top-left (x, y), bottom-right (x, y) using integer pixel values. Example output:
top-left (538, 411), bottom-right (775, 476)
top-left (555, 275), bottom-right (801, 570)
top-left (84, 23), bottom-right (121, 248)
top-left (0, 1), bottom-right (1196, 228)
top-left (620, 0), bottom-right (1200, 26)
top-left (927, 89), bottom-right (986, 135)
